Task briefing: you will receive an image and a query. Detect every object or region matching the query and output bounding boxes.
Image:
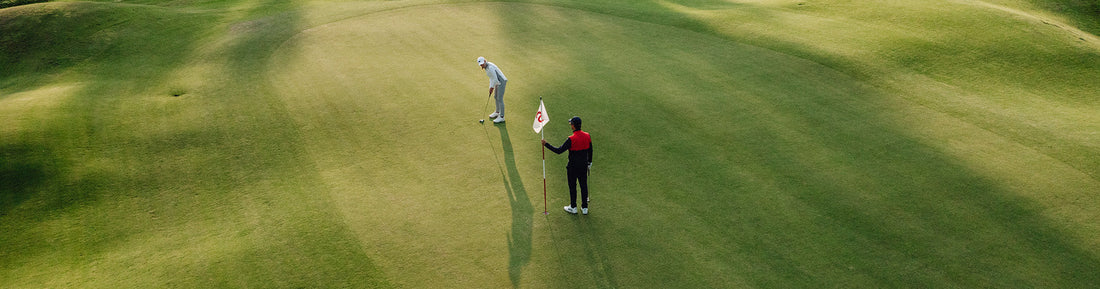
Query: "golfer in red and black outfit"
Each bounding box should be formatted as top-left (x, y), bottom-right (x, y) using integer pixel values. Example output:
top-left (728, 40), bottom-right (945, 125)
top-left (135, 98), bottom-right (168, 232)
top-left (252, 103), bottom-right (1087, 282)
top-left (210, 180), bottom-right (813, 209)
top-left (543, 116), bottom-right (593, 215)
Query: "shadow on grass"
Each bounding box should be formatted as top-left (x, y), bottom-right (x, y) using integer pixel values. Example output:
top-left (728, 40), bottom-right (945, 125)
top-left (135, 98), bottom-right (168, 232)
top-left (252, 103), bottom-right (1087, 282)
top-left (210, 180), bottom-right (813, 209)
top-left (539, 197), bottom-right (619, 288)
top-left (0, 0), bottom-right (217, 220)
top-left (494, 0), bottom-right (1100, 287)
top-left (0, 143), bottom-right (54, 216)
top-left (576, 218), bottom-right (620, 288)
top-left (495, 124), bottom-right (534, 287)
top-left (737, 94), bottom-right (1100, 287)
top-left (180, 0), bottom-right (391, 287)
top-left (491, 1), bottom-right (744, 287)
top-left (3, 0), bottom-right (395, 287)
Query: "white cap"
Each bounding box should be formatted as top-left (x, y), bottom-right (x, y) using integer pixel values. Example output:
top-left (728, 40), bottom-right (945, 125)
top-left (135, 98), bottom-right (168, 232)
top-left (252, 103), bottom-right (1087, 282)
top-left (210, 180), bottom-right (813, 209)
top-left (477, 56), bottom-right (486, 66)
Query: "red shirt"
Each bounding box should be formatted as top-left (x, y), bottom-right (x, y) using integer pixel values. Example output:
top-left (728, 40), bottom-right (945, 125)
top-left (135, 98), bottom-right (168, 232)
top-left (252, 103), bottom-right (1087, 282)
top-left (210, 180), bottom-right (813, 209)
top-left (569, 130), bottom-right (591, 151)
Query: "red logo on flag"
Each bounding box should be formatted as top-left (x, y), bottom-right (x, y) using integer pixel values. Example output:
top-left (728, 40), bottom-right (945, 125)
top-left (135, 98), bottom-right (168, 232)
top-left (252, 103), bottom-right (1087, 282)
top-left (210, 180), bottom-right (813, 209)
top-left (533, 99), bottom-right (550, 133)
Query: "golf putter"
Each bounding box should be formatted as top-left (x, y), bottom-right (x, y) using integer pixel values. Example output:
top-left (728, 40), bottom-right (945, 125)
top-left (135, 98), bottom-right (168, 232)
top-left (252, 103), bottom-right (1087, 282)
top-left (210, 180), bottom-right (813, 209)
top-left (485, 91), bottom-right (493, 112)
top-left (480, 92), bottom-right (492, 123)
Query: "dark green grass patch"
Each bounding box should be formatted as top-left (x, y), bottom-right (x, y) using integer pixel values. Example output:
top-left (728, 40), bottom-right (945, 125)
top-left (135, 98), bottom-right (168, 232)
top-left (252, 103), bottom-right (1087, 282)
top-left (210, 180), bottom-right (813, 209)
top-left (0, 0), bottom-right (46, 9)
top-left (1, 1), bottom-right (391, 287)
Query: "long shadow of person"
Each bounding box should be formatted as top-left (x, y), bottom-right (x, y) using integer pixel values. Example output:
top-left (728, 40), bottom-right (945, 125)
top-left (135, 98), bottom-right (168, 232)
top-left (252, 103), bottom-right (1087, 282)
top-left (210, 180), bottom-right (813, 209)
top-left (497, 124), bottom-right (533, 287)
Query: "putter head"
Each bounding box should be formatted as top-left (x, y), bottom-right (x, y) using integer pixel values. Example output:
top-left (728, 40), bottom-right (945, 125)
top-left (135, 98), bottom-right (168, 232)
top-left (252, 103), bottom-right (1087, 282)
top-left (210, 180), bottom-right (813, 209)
top-left (479, 119), bottom-right (485, 123)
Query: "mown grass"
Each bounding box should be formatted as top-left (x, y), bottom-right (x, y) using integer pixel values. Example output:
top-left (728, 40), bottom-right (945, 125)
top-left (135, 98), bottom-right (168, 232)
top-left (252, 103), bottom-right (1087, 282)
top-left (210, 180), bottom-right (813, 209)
top-left (2, 0), bottom-right (1098, 288)
top-left (2, 1), bottom-right (389, 287)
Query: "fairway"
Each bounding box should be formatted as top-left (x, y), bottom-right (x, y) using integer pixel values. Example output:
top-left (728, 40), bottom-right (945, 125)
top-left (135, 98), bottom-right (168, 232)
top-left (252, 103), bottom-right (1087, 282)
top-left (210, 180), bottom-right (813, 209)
top-left (3, 0), bottom-right (1100, 288)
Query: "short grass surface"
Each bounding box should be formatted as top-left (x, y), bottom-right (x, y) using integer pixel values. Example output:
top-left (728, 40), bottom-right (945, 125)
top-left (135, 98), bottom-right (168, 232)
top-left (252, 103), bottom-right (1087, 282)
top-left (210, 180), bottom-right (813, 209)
top-left (2, 0), bottom-right (1099, 288)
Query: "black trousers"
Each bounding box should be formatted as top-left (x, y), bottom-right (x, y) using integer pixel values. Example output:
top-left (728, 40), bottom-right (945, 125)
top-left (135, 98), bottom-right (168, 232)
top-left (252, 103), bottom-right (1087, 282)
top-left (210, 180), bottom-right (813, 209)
top-left (567, 166), bottom-right (589, 208)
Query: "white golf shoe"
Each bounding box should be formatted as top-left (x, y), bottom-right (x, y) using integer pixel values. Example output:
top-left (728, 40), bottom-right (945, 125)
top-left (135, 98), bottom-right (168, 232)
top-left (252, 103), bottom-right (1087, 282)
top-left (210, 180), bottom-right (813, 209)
top-left (563, 206), bottom-right (577, 214)
top-left (488, 112), bottom-right (500, 119)
top-left (493, 116), bottom-right (505, 123)
top-left (582, 208), bottom-right (588, 215)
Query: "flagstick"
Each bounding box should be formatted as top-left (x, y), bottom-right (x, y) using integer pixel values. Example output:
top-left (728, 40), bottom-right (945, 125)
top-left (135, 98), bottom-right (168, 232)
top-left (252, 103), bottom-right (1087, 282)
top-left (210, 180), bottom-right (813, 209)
top-left (542, 130), bottom-right (548, 215)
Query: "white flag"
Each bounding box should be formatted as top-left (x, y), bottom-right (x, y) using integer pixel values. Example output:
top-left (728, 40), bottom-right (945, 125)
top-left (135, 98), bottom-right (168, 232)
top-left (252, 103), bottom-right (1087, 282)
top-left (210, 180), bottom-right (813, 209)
top-left (532, 99), bottom-right (550, 133)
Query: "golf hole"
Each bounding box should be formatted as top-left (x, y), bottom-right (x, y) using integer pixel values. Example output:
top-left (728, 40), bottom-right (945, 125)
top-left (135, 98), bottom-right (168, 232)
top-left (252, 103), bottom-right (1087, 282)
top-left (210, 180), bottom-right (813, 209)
top-left (169, 89), bottom-right (187, 97)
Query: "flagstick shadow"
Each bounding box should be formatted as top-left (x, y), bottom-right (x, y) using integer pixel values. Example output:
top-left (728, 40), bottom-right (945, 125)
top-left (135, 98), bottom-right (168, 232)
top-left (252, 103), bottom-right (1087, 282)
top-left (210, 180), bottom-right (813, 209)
top-left (496, 124), bottom-right (533, 287)
top-left (577, 218), bottom-right (619, 288)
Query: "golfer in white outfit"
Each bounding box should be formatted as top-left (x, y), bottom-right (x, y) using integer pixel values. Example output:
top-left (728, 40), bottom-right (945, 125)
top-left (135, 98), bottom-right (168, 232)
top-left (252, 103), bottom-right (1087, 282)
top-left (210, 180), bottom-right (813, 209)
top-left (478, 56), bottom-right (508, 123)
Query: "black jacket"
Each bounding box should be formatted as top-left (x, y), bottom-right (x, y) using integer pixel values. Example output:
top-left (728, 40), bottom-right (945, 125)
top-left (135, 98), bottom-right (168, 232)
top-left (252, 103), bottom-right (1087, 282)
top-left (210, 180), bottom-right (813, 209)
top-left (544, 131), bottom-right (593, 169)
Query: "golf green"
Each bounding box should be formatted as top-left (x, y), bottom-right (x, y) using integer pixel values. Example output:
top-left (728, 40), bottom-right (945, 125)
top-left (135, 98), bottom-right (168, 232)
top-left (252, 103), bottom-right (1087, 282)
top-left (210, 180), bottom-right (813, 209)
top-left (2, 0), bottom-right (1098, 288)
